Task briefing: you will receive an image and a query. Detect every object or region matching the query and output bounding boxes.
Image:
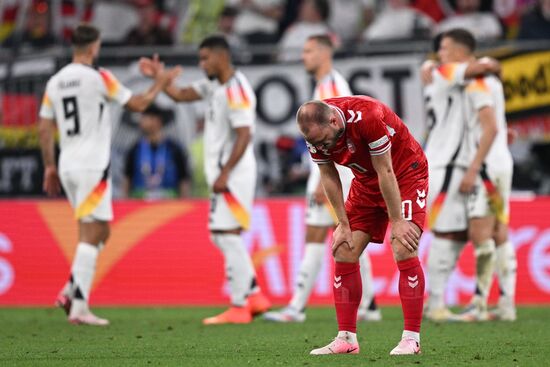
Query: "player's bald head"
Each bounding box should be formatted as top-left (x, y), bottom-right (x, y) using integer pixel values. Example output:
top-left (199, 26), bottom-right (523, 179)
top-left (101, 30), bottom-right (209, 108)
top-left (296, 100), bottom-right (332, 134)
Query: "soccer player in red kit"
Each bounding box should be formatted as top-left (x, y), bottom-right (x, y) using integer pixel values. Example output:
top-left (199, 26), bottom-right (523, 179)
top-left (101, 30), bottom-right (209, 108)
top-left (297, 96), bottom-right (428, 355)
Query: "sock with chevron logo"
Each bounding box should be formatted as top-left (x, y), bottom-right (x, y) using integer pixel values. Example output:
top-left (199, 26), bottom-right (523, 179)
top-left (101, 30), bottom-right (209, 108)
top-left (334, 262), bottom-right (361, 333)
top-left (397, 257), bottom-right (425, 333)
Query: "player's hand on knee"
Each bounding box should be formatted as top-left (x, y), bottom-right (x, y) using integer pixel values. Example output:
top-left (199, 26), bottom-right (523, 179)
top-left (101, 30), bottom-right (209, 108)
top-left (332, 222), bottom-right (353, 256)
top-left (391, 219), bottom-right (420, 253)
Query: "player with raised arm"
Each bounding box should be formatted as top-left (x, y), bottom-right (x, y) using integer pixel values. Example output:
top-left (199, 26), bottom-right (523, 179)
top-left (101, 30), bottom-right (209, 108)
top-left (139, 35), bottom-right (271, 324)
top-left (421, 30), bottom-right (502, 322)
top-left (263, 34), bottom-right (380, 323)
top-left (297, 96), bottom-right (428, 355)
top-left (39, 24), bottom-right (175, 326)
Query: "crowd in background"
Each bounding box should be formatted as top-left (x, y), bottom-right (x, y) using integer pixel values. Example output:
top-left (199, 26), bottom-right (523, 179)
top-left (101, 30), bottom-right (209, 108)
top-left (1, 0), bottom-right (549, 57)
top-left (0, 0), bottom-right (550, 199)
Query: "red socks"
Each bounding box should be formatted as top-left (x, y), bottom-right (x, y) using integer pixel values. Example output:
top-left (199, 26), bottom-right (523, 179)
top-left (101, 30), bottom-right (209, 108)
top-left (334, 262), bottom-right (362, 333)
top-left (397, 257), bottom-right (425, 333)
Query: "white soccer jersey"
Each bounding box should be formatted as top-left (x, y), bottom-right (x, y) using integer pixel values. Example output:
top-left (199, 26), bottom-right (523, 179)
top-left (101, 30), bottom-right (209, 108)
top-left (464, 75), bottom-right (513, 173)
top-left (39, 63), bottom-right (132, 173)
top-left (312, 69), bottom-right (352, 100)
top-left (423, 62), bottom-right (470, 169)
top-left (308, 69), bottom-right (354, 195)
top-left (191, 70), bottom-right (256, 186)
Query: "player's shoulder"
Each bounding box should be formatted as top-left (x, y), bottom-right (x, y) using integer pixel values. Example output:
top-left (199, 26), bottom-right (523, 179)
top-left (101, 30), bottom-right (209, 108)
top-left (465, 75), bottom-right (491, 93)
top-left (225, 70), bottom-right (256, 107)
top-left (434, 62), bottom-right (466, 80)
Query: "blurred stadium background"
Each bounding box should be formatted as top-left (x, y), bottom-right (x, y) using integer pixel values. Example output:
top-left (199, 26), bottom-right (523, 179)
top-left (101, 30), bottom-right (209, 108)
top-left (1, 0), bottom-right (550, 310)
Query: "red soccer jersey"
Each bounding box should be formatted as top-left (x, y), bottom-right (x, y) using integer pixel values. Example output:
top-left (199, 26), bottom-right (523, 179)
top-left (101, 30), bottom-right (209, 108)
top-left (308, 96), bottom-right (427, 190)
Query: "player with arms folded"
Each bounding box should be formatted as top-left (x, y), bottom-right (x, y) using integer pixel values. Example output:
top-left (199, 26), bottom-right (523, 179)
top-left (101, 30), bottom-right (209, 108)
top-left (264, 34), bottom-right (380, 323)
top-left (140, 35), bottom-right (271, 324)
top-left (297, 96), bottom-right (428, 355)
top-left (39, 24), bottom-right (176, 325)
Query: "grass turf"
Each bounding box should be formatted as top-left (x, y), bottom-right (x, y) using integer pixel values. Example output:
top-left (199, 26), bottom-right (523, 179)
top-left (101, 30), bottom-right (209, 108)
top-left (1, 306), bottom-right (548, 366)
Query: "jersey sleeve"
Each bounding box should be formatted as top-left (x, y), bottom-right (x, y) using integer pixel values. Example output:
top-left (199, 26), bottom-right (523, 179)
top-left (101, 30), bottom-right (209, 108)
top-left (466, 77), bottom-right (494, 110)
top-left (226, 82), bottom-right (254, 128)
top-left (434, 62), bottom-right (467, 88)
top-left (190, 78), bottom-right (211, 98)
top-left (39, 82), bottom-right (55, 119)
top-left (333, 73), bottom-right (352, 97)
top-left (98, 68), bottom-right (132, 105)
top-left (306, 142), bottom-right (332, 164)
top-left (359, 107), bottom-right (392, 156)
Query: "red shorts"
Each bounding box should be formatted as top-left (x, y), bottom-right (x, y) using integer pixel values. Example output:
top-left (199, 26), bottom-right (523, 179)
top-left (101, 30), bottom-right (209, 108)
top-left (345, 166), bottom-right (428, 244)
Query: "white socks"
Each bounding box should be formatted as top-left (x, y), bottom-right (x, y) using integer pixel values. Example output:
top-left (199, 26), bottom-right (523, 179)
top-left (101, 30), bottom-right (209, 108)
top-left (402, 330), bottom-right (420, 343)
top-left (427, 237), bottom-right (465, 311)
top-left (289, 243), bottom-right (325, 311)
top-left (496, 241), bottom-right (517, 303)
top-left (474, 239), bottom-right (496, 306)
top-left (337, 330), bottom-right (358, 344)
top-left (358, 251), bottom-right (375, 311)
top-left (69, 242), bottom-right (99, 317)
top-left (211, 233), bottom-right (256, 307)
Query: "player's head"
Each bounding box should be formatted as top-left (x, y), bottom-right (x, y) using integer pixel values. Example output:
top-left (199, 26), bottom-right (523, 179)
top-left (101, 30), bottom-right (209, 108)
top-left (302, 34), bottom-right (334, 75)
top-left (296, 100), bottom-right (344, 151)
top-left (438, 28), bottom-right (476, 63)
top-left (140, 104), bottom-right (165, 137)
top-left (198, 35), bottom-right (231, 80)
top-left (71, 24), bottom-right (101, 59)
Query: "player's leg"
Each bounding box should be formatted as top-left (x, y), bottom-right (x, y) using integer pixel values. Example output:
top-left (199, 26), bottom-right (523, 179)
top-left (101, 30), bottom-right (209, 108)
top-left (426, 166), bottom-right (468, 321)
top-left (203, 189), bottom-right (270, 325)
top-left (59, 170), bottom-right (111, 326)
top-left (357, 249), bottom-right (382, 321)
top-left (68, 220), bottom-right (110, 326)
top-left (491, 222), bottom-right (517, 321)
top-left (390, 222), bottom-right (424, 355)
top-left (461, 215), bottom-right (496, 321)
top-left (310, 230), bottom-right (370, 355)
top-left (491, 171), bottom-right (516, 321)
top-left (389, 174), bottom-right (429, 355)
top-left (264, 224), bottom-right (327, 323)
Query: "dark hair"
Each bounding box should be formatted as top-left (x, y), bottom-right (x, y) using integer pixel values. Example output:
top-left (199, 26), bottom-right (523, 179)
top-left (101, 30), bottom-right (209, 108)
top-left (313, 0), bottom-right (330, 22)
top-left (442, 28), bottom-right (476, 52)
top-left (308, 34), bottom-right (333, 49)
top-left (71, 24), bottom-right (100, 48)
top-left (199, 35), bottom-right (230, 51)
top-left (432, 32), bottom-right (443, 52)
top-left (221, 6), bottom-right (239, 18)
top-left (143, 104), bottom-right (166, 122)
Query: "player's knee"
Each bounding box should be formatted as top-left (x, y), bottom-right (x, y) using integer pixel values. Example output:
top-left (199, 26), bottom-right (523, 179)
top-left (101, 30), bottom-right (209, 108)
top-left (333, 245), bottom-right (359, 263)
top-left (392, 242), bottom-right (416, 262)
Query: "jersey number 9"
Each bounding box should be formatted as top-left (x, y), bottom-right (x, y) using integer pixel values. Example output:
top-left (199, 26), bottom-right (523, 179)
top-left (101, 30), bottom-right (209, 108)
top-left (63, 96), bottom-right (80, 136)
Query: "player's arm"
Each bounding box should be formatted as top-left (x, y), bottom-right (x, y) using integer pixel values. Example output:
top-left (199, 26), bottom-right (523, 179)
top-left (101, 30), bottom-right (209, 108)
top-left (464, 57), bottom-right (501, 79)
top-left (371, 151), bottom-right (419, 252)
top-left (212, 126), bottom-right (251, 193)
top-left (318, 161), bottom-right (353, 254)
top-left (139, 55), bottom-right (201, 102)
top-left (459, 106), bottom-right (498, 193)
top-left (164, 83), bottom-right (202, 102)
top-left (38, 117), bottom-right (61, 196)
top-left (125, 68), bottom-right (179, 112)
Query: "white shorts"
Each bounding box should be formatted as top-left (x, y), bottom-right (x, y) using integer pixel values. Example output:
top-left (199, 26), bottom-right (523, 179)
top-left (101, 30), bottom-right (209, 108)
top-left (427, 166), bottom-right (468, 233)
top-left (60, 169), bottom-right (113, 222)
top-left (305, 163), bottom-right (354, 227)
top-left (209, 173), bottom-right (255, 231)
top-left (467, 167), bottom-right (512, 224)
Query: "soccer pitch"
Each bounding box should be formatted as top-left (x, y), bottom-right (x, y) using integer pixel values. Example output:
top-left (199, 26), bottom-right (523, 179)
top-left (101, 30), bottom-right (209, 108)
top-left (1, 306), bottom-right (548, 366)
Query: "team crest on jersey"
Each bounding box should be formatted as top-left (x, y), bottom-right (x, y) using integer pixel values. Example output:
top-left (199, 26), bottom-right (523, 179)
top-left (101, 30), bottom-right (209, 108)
top-left (306, 142), bottom-right (317, 154)
top-left (346, 138), bottom-right (356, 153)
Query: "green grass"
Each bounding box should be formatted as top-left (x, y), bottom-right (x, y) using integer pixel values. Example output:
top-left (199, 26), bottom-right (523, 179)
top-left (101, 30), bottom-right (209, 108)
top-left (0, 306), bottom-right (548, 366)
